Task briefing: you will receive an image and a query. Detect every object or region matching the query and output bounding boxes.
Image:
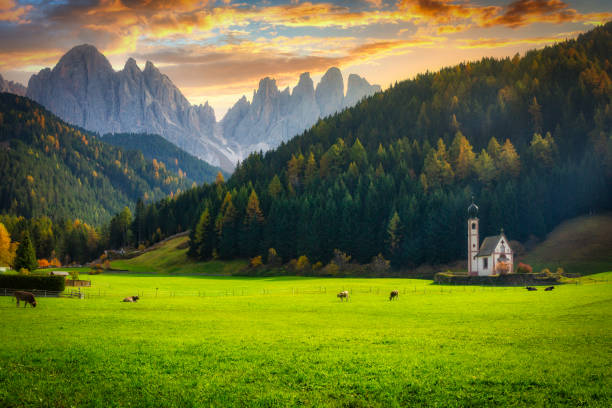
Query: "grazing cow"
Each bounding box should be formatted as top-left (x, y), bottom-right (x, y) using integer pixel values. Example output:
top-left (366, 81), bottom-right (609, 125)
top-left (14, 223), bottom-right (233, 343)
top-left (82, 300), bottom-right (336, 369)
top-left (14, 291), bottom-right (37, 308)
top-left (389, 290), bottom-right (399, 301)
top-left (526, 286), bottom-right (538, 291)
top-left (544, 286), bottom-right (554, 291)
top-left (122, 295), bottom-right (140, 302)
top-left (337, 291), bottom-right (349, 301)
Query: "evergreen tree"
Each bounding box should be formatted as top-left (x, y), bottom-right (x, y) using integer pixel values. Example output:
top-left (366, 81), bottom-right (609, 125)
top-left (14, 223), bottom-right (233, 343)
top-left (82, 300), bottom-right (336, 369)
top-left (14, 232), bottom-right (37, 272)
top-left (193, 208), bottom-right (214, 260)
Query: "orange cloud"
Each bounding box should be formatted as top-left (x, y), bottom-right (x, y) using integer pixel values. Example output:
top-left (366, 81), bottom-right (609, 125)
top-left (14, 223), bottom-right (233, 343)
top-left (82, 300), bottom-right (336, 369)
top-left (0, 0), bottom-right (32, 23)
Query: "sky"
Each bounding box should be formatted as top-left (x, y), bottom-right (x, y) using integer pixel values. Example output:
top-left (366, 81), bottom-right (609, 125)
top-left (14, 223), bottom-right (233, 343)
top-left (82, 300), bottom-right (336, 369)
top-left (1, 0), bottom-right (611, 118)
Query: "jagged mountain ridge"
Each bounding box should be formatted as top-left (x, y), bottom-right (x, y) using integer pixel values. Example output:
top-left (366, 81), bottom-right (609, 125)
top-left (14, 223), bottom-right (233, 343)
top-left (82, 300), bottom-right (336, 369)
top-left (22, 44), bottom-right (380, 171)
top-left (0, 73), bottom-right (26, 96)
top-left (222, 70), bottom-right (380, 157)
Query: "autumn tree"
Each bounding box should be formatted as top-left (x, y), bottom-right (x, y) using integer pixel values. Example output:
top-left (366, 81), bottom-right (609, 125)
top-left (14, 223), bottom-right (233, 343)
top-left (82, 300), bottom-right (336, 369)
top-left (449, 131), bottom-right (475, 180)
top-left (474, 150), bottom-right (497, 187)
top-left (0, 223), bottom-right (17, 267)
top-left (498, 139), bottom-right (521, 178)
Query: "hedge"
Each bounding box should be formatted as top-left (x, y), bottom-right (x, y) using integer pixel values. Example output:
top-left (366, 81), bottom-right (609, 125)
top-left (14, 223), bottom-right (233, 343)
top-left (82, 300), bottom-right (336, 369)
top-left (0, 275), bottom-right (66, 291)
top-left (434, 273), bottom-right (560, 286)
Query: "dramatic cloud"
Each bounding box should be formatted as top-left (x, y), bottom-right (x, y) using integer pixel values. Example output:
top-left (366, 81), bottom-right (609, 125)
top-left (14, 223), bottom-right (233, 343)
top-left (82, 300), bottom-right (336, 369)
top-left (0, 0), bottom-right (609, 112)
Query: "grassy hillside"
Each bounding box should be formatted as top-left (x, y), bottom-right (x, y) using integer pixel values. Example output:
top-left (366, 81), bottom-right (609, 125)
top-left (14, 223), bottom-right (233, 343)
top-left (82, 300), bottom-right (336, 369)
top-left (101, 133), bottom-right (224, 184)
top-left (0, 93), bottom-right (192, 224)
top-left (523, 213), bottom-right (612, 275)
top-left (0, 273), bottom-right (610, 406)
top-left (111, 235), bottom-right (247, 274)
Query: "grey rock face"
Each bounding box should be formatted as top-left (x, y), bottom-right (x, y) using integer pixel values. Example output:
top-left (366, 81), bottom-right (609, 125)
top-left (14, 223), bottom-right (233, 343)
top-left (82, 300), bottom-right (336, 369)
top-left (315, 67), bottom-right (344, 118)
top-left (22, 45), bottom-right (381, 170)
top-left (0, 74), bottom-right (26, 96)
top-left (26, 44), bottom-right (234, 170)
top-left (344, 73), bottom-right (381, 109)
top-left (222, 68), bottom-right (381, 158)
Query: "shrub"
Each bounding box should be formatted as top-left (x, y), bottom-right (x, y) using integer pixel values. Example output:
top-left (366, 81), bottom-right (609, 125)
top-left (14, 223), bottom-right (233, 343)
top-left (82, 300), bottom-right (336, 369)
top-left (102, 259), bottom-right (111, 270)
top-left (320, 262), bottom-right (340, 277)
top-left (266, 248), bottom-right (282, 267)
top-left (495, 261), bottom-right (511, 275)
top-left (249, 256), bottom-right (263, 268)
top-left (296, 255), bottom-right (311, 273)
top-left (555, 267), bottom-right (565, 277)
top-left (19, 268), bottom-right (30, 275)
top-left (368, 253), bottom-right (390, 274)
top-left (0, 274), bottom-right (65, 291)
top-left (516, 262), bottom-right (533, 274)
top-left (49, 257), bottom-right (61, 267)
top-left (69, 270), bottom-right (80, 280)
top-left (541, 268), bottom-right (552, 277)
top-left (37, 259), bottom-right (50, 268)
top-left (332, 249), bottom-right (351, 270)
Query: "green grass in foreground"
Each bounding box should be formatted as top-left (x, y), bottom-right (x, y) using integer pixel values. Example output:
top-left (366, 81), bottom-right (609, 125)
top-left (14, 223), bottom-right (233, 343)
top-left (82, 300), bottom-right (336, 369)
top-left (110, 236), bottom-right (247, 274)
top-left (0, 273), bottom-right (611, 407)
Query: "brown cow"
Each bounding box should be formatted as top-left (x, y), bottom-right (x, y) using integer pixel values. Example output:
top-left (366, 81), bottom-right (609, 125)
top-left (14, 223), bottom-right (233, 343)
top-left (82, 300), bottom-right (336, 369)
top-left (389, 290), bottom-right (399, 301)
top-left (14, 291), bottom-right (37, 308)
top-left (122, 295), bottom-right (140, 302)
top-left (337, 291), bottom-right (349, 301)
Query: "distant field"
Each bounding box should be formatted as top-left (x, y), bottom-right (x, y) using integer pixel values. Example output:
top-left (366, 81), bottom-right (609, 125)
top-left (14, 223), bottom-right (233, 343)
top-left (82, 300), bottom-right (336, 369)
top-left (0, 273), bottom-right (610, 407)
top-left (523, 213), bottom-right (612, 275)
top-left (110, 235), bottom-right (247, 275)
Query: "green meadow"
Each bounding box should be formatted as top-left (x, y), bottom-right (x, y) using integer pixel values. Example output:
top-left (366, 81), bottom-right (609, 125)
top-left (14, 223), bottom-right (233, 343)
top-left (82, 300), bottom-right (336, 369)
top-left (1, 272), bottom-right (611, 407)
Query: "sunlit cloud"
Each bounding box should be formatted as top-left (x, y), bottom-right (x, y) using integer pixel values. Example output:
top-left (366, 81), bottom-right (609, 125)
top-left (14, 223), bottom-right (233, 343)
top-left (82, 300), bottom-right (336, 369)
top-left (0, 0), bottom-right (610, 114)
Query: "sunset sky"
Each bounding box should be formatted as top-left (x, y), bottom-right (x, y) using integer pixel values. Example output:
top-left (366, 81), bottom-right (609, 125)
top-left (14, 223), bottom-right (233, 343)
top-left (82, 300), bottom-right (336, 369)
top-left (1, 0), bottom-right (611, 118)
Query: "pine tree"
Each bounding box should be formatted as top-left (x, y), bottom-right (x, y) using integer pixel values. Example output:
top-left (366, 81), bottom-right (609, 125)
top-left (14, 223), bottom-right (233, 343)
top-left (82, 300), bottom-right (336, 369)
top-left (193, 208), bottom-right (213, 260)
top-left (499, 139), bottom-right (521, 178)
top-left (14, 232), bottom-right (37, 272)
top-left (386, 211), bottom-right (403, 266)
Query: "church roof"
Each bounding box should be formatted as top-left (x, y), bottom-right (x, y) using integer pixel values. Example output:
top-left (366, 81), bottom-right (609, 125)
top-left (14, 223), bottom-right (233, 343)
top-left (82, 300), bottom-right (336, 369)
top-left (476, 234), bottom-right (511, 257)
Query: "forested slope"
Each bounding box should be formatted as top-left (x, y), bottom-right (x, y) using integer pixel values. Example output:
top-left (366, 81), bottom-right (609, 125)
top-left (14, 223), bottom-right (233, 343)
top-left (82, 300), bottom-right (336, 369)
top-left (101, 133), bottom-right (224, 184)
top-left (125, 23), bottom-right (612, 268)
top-left (0, 94), bottom-right (192, 224)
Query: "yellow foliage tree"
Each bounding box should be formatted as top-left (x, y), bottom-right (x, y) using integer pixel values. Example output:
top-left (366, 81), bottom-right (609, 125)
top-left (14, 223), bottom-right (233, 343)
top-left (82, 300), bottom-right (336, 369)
top-left (0, 223), bottom-right (17, 267)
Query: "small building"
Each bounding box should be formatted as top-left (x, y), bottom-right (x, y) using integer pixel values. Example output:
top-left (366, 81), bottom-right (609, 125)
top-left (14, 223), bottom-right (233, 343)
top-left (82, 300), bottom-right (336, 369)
top-left (467, 200), bottom-right (514, 276)
top-left (49, 271), bottom-right (70, 277)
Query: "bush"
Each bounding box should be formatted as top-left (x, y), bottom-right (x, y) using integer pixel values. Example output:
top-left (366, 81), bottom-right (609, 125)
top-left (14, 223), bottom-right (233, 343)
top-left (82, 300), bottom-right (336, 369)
top-left (516, 262), bottom-right (533, 274)
top-left (69, 270), bottom-right (80, 280)
top-left (266, 248), bottom-right (282, 267)
top-left (249, 256), bottom-right (263, 268)
top-left (0, 274), bottom-right (65, 291)
top-left (296, 255), bottom-right (311, 273)
top-left (368, 253), bottom-right (390, 274)
top-left (19, 268), bottom-right (30, 275)
top-left (37, 259), bottom-right (50, 268)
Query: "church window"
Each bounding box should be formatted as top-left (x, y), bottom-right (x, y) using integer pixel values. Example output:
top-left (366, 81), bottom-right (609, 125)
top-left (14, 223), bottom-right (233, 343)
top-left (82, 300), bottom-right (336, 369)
top-left (472, 223), bottom-right (476, 230)
top-left (483, 258), bottom-right (488, 269)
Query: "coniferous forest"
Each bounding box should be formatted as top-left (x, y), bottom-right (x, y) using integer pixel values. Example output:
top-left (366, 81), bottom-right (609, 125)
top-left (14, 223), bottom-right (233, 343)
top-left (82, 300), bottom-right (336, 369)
top-left (2, 23), bottom-right (612, 270)
top-left (127, 23), bottom-right (612, 269)
top-left (0, 94), bottom-right (194, 225)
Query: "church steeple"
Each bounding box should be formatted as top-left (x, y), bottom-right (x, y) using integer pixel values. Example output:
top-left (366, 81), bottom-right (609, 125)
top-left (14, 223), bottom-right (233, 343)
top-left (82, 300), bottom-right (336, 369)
top-left (467, 197), bottom-right (479, 276)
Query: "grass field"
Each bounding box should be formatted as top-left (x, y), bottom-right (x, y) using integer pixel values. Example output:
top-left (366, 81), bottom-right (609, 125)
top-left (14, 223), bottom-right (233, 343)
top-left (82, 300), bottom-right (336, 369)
top-left (1, 272), bottom-right (611, 407)
top-left (110, 235), bottom-right (247, 275)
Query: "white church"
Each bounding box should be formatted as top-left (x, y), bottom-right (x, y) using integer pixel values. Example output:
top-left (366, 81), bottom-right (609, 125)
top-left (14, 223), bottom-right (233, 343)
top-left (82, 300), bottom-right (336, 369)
top-left (467, 200), bottom-right (514, 276)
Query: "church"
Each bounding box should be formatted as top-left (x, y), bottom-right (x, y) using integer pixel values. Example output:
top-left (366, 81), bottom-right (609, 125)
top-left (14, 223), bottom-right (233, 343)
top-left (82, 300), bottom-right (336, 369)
top-left (467, 201), bottom-right (514, 276)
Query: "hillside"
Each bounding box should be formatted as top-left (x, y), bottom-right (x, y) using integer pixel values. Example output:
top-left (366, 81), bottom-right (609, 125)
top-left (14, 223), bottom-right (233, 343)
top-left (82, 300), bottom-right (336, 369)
top-left (0, 93), bottom-right (193, 224)
top-left (113, 23), bottom-right (612, 268)
top-left (101, 133), bottom-right (224, 184)
top-left (110, 234), bottom-right (246, 274)
top-left (523, 213), bottom-right (612, 275)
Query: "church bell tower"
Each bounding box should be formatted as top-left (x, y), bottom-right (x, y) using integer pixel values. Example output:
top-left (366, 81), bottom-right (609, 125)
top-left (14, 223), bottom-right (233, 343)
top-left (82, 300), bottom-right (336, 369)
top-left (467, 199), bottom-right (479, 276)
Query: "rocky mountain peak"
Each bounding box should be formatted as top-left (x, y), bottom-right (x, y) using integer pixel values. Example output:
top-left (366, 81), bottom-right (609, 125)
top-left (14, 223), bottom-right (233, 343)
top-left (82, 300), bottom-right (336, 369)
top-left (344, 73), bottom-right (380, 108)
top-left (0, 73), bottom-right (27, 96)
top-left (316, 67), bottom-right (344, 117)
top-left (123, 58), bottom-right (140, 73)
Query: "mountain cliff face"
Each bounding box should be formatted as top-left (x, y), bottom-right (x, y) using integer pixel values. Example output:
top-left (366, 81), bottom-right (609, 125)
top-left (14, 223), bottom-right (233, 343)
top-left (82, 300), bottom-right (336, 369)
top-left (26, 45), bottom-right (235, 170)
top-left (0, 74), bottom-right (26, 96)
top-left (21, 45), bottom-right (380, 171)
top-left (222, 68), bottom-right (380, 156)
